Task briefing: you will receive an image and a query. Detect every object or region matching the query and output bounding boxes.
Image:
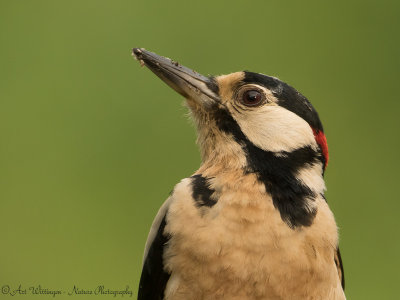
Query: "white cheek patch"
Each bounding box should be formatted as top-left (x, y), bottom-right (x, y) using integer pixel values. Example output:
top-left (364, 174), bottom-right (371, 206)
top-left (232, 105), bottom-right (317, 153)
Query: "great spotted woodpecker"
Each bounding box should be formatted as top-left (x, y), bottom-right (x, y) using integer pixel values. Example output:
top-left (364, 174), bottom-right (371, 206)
top-left (132, 48), bottom-right (344, 300)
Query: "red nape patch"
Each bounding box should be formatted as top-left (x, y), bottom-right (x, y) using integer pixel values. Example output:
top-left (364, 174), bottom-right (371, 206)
top-left (312, 128), bottom-right (329, 168)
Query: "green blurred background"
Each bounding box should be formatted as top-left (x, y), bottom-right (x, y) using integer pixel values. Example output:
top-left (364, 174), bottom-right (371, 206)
top-left (1, 0), bottom-right (399, 299)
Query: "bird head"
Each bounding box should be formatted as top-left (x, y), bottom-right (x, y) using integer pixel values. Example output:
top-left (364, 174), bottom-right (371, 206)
top-left (133, 48), bottom-right (329, 227)
top-left (132, 48), bottom-right (328, 170)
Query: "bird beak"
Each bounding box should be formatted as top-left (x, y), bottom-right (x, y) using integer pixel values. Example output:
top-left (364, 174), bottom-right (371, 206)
top-left (132, 48), bottom-right (219, 107)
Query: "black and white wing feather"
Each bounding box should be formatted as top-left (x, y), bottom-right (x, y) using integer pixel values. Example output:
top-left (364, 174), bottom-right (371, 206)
top-left (138, 199), bottom-right (171, 300)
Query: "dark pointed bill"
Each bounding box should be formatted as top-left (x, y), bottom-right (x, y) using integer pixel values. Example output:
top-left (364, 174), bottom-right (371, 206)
top-left (132, 48), bottom-right (219, 106)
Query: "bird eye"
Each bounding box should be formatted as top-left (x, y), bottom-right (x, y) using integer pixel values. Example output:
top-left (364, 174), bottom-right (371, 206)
top-left (241, 89), bottom-right (265, 107)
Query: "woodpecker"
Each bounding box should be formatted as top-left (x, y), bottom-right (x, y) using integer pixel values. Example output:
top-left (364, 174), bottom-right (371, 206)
top-left (132, 48), bottom-right (345, 300)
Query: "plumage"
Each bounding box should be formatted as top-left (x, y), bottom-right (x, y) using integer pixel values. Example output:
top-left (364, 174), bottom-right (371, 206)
top-left (133, 48), bottom-right (345, 300)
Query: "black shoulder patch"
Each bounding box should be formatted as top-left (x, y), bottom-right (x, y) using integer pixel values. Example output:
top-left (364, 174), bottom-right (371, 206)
top-left (211, 104), bottom-right (320, 228)
top-left (138, 215), bottom-right (171, 300)
top-left (191, 174), bottom-right (217, 208)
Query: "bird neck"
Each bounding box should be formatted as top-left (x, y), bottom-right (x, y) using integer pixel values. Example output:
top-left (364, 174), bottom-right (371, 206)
top-left (197, 140), bottom-right (326, 229)
top-left (193, 104), bottom-right (326, 228)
